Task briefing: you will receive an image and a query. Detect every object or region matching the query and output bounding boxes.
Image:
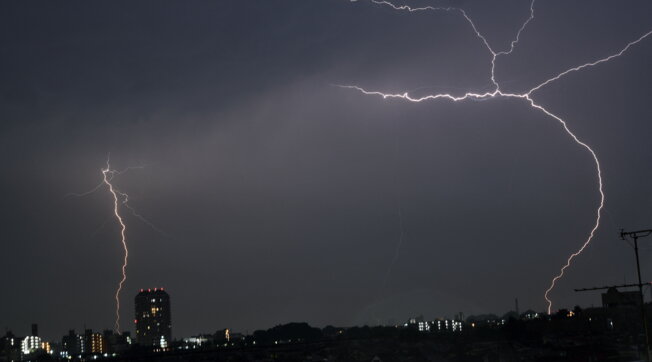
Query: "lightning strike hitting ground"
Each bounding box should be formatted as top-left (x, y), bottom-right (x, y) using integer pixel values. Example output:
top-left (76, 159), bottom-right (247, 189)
top-left (344, 0), bottom-right (652, 313)
top-left (101, 161), bottom-right (129, 332)
top-left (69, 159), bottom-right (165, 332)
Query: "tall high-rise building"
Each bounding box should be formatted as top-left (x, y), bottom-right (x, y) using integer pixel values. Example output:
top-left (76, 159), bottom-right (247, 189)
top-left (135, 288), bottom-right (171, 347)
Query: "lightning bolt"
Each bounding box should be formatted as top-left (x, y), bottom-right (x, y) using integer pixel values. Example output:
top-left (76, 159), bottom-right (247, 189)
top-left (68, 158), bottom-right (166, 332)
top-left (120, 192), bottom-right (171, 238)
top-left (344, 0), bottom-right (651, 313)
top-left (101, 160), bottom-right (129, 333)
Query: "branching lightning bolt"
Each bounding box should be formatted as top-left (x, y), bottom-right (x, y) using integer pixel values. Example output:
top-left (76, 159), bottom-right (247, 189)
top-left (528, 29), bottom-right (652, 95)
top-left (68, 158), bottom-right (166, 332)
top-left (120, 192), bottom-right (171, 238)
top-left (101, 160), bottom-right (129, 332)
top-left (344, 0), bottom-right (652, 313)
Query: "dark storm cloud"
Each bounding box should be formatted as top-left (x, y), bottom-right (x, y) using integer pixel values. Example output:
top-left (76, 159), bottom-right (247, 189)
top-left (1, 0), bottom-right (651, 339)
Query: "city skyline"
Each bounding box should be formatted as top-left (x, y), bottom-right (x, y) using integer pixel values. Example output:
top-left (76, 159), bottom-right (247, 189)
top-left (0, 284), bottom-right (632, 342)
top-left (3, 285), bottom-right (644, 360)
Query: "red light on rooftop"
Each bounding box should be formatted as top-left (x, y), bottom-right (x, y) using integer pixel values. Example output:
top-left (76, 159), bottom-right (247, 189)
top-left (134, 319), bottom-right (138, 324)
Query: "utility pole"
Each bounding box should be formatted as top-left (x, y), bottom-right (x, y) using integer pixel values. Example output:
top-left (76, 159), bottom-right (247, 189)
top-left (621, 228), bottom-right (652, 362)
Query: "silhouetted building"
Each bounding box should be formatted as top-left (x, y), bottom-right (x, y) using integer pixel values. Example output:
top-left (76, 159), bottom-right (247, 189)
top-left (1, 331), bottom-right (22, 362)
top-left (602, 287), bottom-right (641, 309)
top-left (62, 329), bottom-right (85, 356)
top-left (135, 288), bottom-right (171, 347)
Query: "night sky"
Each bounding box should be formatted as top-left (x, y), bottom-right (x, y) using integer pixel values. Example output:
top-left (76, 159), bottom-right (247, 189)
top-left (1, 0), bottom-right (651, 340)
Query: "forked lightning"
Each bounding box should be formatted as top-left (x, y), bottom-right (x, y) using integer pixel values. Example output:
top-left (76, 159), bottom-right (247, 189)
top-left (101, 161), bottom-right (129, 332)
top-left (69, 158), bottom-right (164, 332)
top-left (342, 0), bottom-right (651, 313)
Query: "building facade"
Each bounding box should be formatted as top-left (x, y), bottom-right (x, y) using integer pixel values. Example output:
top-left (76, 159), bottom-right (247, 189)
top-left (62, 330), bottom-right (85, 356)
top-left (84, 330), bottom-right (106, 354)
top-left (135, 288), bottom-right (171, 347)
